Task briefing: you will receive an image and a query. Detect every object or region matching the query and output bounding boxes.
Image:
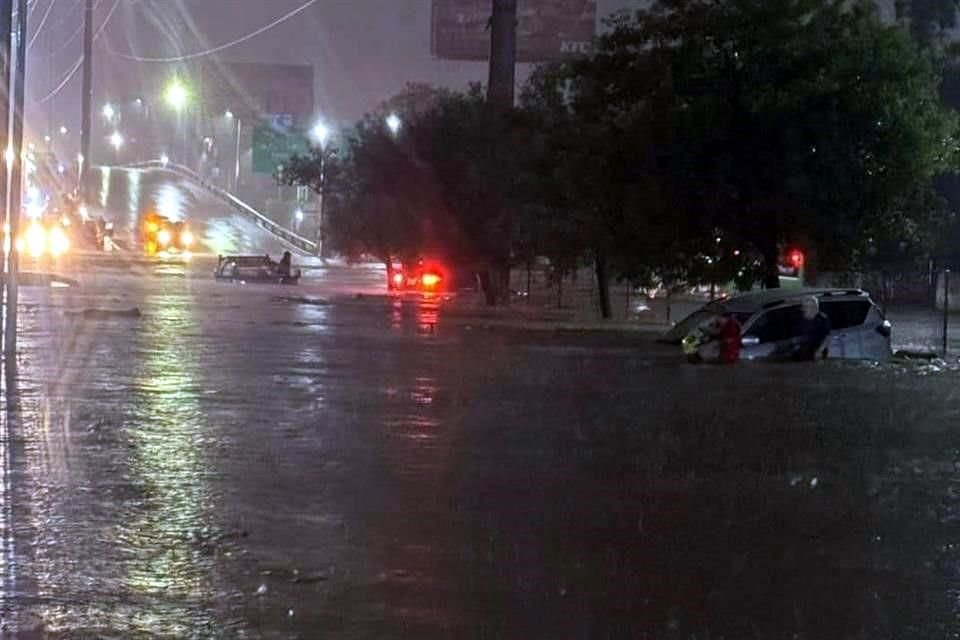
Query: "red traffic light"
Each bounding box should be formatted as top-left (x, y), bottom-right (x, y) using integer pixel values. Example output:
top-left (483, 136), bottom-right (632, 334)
top-left (787, 248), bottom-right (805, 269)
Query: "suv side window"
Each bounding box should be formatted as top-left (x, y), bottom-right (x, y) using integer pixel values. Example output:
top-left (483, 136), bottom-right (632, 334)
top-left (818, 300), bottom-right (871, 330)
top-left (746, 305), bottom-right (805, 343)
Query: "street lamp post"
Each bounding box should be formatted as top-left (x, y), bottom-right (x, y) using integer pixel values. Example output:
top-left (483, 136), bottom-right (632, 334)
top-left (225, 110), bottom-right (242, 192)
top-left (310, 120), bottom-right (330, 257)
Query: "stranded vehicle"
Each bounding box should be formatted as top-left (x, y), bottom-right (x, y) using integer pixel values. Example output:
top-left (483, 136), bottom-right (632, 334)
top-left (663, 288), bottom-right (892, 361)
top-left (142, 213), bottom-right (194, 255)
top-left (214, 254), bottom-right (301, 285)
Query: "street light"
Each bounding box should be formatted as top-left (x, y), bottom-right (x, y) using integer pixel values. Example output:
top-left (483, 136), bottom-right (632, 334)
top-left (59, 125), bottom-right (68, 136)
top-left (109, 131), bottom-right (123, 150)
top-left (224, 110), bottom-right (234, 119)
top-left (102, 103), bottom-right (115, 120)
top-left (164, 80), bottom-right (189, 111)
top-left (385, 113), bottom-right (402, 135)
top-left (310, 121), bottom-right (330, 147)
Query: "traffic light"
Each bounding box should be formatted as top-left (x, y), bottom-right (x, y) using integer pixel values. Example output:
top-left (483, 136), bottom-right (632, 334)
top-left (787, 248), bottom-right (805, 270)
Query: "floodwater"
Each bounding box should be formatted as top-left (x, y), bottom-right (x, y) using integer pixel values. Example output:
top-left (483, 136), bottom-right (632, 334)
top-left (1, 171), bottom-right (959, 637)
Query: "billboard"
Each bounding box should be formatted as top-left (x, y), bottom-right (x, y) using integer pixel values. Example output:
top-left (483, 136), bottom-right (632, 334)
top-left (431, 0), bottom-right (597, 62)
top-left (201, 63), bottom-right (314, 125)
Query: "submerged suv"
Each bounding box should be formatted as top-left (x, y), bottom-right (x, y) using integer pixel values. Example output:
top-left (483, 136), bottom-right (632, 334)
top-left (663, 288), bottom-right (892, 361)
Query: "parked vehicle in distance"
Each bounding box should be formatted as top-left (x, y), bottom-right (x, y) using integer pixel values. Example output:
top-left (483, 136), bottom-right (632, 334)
top-left (663, 288), bottom-right (892, 361)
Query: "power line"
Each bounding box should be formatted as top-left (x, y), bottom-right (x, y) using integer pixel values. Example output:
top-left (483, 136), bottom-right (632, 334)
top-left (27, 0), bottom-right (56, 49)
top-left (106, 0), bottom-right (318, 63)
top-left (36, 0), bottom-right (117, 104)
top-left (33, 18), bottom-right (80, 58)
top-left (32, 0), bottom-right (89, 59)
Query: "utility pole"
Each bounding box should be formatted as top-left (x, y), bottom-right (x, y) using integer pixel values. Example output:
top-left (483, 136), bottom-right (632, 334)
top-left (0, 0), bottom-right (12, 358)
top-left (485, 0), bottom-right (517, 305)
top-left (79, 0), bottom-right (93, 202)
top-left (4, 0), bottom-right (25, 361)
top-left (487, 0), bottom-right (517, 110)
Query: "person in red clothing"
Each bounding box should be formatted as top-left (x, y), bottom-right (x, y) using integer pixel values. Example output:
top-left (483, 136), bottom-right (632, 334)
top-left (718, 314), bottom-right (742, 364)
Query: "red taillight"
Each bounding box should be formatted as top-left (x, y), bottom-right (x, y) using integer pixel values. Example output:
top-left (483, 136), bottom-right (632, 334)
top-left (421, 272), bottom-right (441, 288)
top-left (392, 272), bottom-right (404, 286)
top-left (787, 248), bottom-right (805, 269)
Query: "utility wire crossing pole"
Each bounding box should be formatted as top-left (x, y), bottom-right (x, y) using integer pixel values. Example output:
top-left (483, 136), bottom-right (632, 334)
top-left (4, 0), bottom-right (25, 361)
top-left (79, 0), bottom-right (93, 202)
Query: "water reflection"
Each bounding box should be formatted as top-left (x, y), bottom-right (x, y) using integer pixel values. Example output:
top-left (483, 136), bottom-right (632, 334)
top-left (0, 365), bottom-right (20, 630)
top-left (99, 167), bottom-right (111, 209)
top-left (126, 169), bottom-right (142, 234)
top-left (116, 293), bottom-right (231, 635)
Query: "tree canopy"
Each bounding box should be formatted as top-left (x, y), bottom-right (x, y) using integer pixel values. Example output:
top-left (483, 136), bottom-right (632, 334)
top-left (282, 0), bottom-right (959, 310)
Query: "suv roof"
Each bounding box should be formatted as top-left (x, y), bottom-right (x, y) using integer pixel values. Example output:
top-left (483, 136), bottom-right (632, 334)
top-left (707, 287), bottom-right (869, 314)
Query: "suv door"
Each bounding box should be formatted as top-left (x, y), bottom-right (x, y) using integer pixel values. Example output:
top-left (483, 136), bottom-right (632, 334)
top-left (740, 304), bottom-right (806, 360)
top-left (819, 298), bottom-right (891, 360)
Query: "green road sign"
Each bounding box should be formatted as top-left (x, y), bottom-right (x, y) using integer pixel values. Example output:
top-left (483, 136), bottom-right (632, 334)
top-left (252, 121), bottom-right (309, 174)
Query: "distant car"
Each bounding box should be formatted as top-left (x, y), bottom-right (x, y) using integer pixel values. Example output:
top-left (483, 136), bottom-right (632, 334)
top-left (142, 213), bottom-right (194, 254)
top-left (388, 260), bottom-right (447, 293)
top-left (663, 288), bottom-right (892, 361)
top-left (215, 255), bottom-right (300, 285)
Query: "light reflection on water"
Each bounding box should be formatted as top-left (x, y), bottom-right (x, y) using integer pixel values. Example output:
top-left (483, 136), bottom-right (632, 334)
top-left (126, 169), bottom-right (142, 234)
top-left (115, 293), bottom-right (227, 635)
top-left (0, 285), bottom-right (242, 637)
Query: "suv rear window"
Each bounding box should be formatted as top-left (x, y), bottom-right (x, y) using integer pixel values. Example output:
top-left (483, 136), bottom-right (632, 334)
top-left (819, 300), bottom-right (871, 330)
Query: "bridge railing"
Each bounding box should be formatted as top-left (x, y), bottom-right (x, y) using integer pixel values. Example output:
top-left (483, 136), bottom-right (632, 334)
top-left (121, 160), bottom-right (319, 255)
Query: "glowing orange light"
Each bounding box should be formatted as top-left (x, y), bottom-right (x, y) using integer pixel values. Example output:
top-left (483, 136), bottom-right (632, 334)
top-left (392, 272), bottom-right (404, 286)
top-left (421, 272), bottom-right (441, 288)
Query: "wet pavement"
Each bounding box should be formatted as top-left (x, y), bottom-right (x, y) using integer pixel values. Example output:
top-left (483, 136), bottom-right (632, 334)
top-left (1, 171), bottom-right (960, 638)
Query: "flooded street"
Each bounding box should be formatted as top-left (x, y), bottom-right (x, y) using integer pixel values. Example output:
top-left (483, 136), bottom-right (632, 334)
top-left (0, 168), bottom-right (956, 638)
top-left (0, 256), bottom-right (957, 638)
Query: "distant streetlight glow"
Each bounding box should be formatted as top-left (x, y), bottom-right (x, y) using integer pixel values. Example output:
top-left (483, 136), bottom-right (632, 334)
top-left (102, 103), bottom-right (115, 120)
top-left (109, 132), bottom-right (124, 150)
top-left (164, 80), bottom-right (189, 110)
top-left (59, 125), bottom-right (68, 135)
top-left (224, 110), bottom-right (234, 119)
top-left (310, 121), bottom-right (330, 147)
top-left (295, 208), bottom-right (304, 222)
top-left (160, 153), bottom-right (169, 166)
top-left (386, 113), bottom-right (402, 135)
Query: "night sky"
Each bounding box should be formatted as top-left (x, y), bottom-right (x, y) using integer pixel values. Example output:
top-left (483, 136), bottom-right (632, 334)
top-left (26, 0), bottom-right (645, 146)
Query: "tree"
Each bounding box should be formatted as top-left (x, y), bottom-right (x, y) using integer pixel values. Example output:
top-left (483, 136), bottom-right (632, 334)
top-left (405, 85), bottom-right (526, 305)
top-left (597, 0), bottom-right (959, 287)
top-left (520, 57), bottom-right (679, 317)
top-left (896, 0), bottom-right (960, 46)
top-left (281, 118), bottom-right (435, 280)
